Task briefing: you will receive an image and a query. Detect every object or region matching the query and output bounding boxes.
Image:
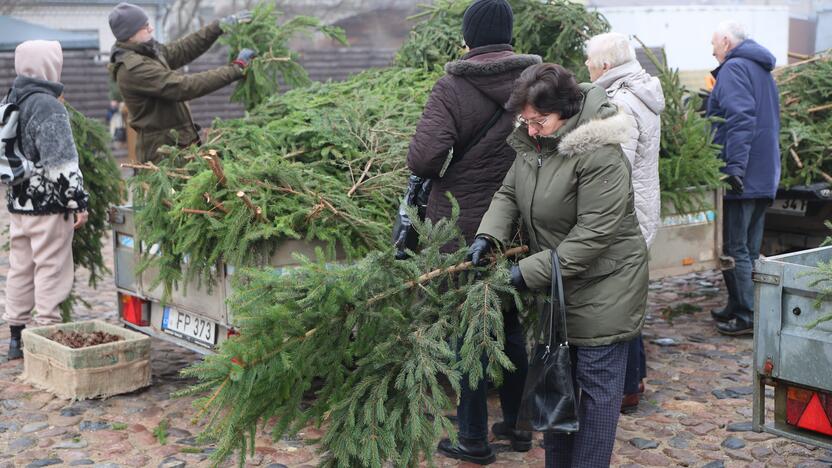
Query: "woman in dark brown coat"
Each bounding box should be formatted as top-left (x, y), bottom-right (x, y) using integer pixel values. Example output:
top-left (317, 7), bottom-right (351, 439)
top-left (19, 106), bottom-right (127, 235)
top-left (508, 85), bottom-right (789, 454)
top-left (406, 0), bottom-right (540, 464)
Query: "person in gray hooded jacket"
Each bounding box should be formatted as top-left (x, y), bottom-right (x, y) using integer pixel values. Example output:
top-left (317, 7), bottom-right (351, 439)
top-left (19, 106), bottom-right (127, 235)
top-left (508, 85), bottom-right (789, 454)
top-left (3, 40), bottom-right (88, 360)
top-left (586, 32), bottom-right (666, 412)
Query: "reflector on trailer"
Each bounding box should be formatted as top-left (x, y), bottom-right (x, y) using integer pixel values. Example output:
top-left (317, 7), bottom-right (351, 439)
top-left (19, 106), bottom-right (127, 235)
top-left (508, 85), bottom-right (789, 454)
top-left (797, 394), bottom-right (832, 436)
top-left (785, 384), bottom-right (832, 437)
top-left (121, 294), bottom-right (149, 326)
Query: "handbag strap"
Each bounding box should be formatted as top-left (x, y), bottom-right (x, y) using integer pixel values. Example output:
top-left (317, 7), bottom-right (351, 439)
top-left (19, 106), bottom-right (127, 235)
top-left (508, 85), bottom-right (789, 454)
top-left (543, 249), bottom-right (569, 347)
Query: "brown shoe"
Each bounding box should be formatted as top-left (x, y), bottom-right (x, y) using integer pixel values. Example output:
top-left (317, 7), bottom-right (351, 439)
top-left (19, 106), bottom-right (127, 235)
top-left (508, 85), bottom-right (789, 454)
top-left (621, 393), bottom-right (640, 413)
top-left (621, 381), bottom-right (645, 413)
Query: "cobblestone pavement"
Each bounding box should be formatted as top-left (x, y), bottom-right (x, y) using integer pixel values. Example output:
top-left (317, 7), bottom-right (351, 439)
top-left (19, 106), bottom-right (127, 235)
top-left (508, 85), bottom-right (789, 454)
top-left (1, 200), bottom-right (832, 467)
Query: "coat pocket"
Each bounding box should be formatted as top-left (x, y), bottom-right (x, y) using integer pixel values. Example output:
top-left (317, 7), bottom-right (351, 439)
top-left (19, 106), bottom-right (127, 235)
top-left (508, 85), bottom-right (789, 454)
top-left (578, 255), bottom-right (619, 279)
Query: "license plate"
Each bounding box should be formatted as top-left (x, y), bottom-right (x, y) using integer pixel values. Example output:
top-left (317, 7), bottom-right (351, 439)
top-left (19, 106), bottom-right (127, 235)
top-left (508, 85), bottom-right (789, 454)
top-left (162, 306), bottom-right (217, 347)
top-left (769, 199), bottom-right (807, 215)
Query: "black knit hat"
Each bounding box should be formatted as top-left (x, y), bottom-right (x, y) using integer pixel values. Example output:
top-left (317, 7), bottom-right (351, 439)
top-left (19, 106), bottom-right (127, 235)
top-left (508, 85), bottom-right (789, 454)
top-left (462, 0), bottom-right (513, 49)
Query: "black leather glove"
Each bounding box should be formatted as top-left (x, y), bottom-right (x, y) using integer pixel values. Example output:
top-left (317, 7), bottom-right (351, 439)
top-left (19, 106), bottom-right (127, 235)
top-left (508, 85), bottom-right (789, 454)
top-left (233, 48), bottom-right (257, 69)
top-left (467, 236), bottom-right (493, 266)
top-left (509, 264), bottom-right (527, 291)
top-left (221, 10), bottom-right (253, 26)
top-left (726, 174), bottom-right (744, 195)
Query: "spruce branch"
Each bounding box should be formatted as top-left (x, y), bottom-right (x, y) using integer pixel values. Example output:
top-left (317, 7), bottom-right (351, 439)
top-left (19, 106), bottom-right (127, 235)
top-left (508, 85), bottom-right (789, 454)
top-left (178, 210), bottom-right (526, 467)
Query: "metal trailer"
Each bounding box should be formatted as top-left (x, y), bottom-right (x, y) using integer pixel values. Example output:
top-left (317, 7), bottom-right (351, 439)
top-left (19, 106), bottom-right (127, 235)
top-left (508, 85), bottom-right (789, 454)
top-left (752, 245), bottom-right (832, 449)
top-left (762, 183), bottom-right (832, 256)
top-left (649, 188), bottom-right (726, 280)
top-left (109, 205), bottom-right (334, 355)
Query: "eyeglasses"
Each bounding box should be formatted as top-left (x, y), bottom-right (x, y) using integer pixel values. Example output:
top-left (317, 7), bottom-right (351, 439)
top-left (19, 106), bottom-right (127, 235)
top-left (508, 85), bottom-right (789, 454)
top-left (516, 114), bottom-right (552, 129)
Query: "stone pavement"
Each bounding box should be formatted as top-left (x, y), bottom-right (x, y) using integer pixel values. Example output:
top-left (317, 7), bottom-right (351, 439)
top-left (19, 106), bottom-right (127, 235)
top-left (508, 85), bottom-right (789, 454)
top-left (1, 203), bottom-right (832, 467)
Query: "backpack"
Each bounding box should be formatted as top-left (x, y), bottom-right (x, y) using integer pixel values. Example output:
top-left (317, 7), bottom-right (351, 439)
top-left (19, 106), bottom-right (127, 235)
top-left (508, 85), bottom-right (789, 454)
top-left (0, 91), bottom-right (40, 185)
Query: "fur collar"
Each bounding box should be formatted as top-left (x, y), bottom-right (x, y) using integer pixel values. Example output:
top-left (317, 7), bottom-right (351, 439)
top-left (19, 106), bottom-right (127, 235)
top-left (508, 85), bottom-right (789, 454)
top-left (557, 112), bottom-right (635, 158)
top-left (445, 53), bottom-right (541, 77)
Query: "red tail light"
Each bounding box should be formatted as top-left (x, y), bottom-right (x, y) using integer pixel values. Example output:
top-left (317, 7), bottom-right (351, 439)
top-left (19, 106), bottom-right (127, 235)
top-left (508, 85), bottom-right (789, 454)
top-left (120, 294), bottom-right (149, 326)
top-left (786, 384), bottom-right (832, 436)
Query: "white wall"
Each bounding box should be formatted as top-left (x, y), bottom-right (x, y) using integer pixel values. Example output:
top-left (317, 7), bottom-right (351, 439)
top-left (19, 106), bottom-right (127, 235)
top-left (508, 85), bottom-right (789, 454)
top-left (12, 5), bottom-right (162, 52)
top-left (594, 5), bottom-right (790, 71)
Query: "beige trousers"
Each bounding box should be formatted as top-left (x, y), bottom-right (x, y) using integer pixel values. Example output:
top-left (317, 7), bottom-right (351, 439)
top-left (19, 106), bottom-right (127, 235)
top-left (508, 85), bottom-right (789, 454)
top-left (3, 213), bottom-right (75, 326)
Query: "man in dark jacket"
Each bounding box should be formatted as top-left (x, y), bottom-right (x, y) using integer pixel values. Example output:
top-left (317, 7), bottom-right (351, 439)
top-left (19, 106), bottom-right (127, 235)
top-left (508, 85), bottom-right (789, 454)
top-left (406, 0), bottom-right (540, 464)
top-left (108, 2), bottom-right (255, 163)
top-left (706, 21), bottom-right (781, 335)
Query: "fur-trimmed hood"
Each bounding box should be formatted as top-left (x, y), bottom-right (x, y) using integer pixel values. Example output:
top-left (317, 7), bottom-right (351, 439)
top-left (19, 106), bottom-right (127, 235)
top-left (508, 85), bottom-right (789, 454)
top-left (443, 44), bottom-right (541, 107)
top-left (445, 49), bottom-right (541, 77)
top-left (558, 112), bottom-right (636, 158)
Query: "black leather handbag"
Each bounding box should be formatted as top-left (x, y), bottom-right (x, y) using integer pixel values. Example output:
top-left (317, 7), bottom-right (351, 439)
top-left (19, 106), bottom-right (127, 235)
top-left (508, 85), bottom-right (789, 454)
top-left (516, 249), bottom-right (579, 433)
top-left (392, 106), bottom-right (504, 260)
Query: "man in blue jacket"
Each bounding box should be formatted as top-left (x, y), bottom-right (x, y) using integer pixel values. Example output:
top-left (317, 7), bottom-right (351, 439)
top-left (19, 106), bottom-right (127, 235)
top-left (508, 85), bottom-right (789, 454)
top-left (707, 21), bottom-right (781, 335)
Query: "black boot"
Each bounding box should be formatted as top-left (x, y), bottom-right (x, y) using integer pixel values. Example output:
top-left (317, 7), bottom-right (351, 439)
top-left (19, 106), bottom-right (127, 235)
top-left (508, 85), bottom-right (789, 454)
top-left (491, 421), bottom-right (532, 451)
top-left (437, 436), bottom-right (496, 465)
top-left (710, 307), bottom-right (734, 323)
top-left (716, 315), bottom-right (753, 336)
top-left (8, 325), bottom-right (24, 360)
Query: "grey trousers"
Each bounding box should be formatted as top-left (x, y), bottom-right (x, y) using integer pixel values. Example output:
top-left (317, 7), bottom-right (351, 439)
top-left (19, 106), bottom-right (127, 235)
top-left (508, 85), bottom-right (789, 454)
top-left (544, 341), bottom-right (629, 468)
top-left (3, 213), bottom-right (75, 327)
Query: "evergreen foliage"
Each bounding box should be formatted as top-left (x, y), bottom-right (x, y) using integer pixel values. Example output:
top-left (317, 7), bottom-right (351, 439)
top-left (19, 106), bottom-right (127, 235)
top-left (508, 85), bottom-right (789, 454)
top-left (635, 39), bottom-right (724, 214)
top-left (395, 0), bottom-right (610, 81)
top-left (130, 67), bottom-right (441, 296)
top-left (510, 0), bottom-right (609, 81)
top-left (804, 222), bottom-right (832, 329)
top-left (66, 104), bottom-right (125, 287)
top-left (776, 51), bottom-right (832, 187)
top-left (178, 206), bottom-right (525, 467)
top-left (395, 0), bottom-right (468, 71)
top-left (219, 2), bottom-right (347, 110)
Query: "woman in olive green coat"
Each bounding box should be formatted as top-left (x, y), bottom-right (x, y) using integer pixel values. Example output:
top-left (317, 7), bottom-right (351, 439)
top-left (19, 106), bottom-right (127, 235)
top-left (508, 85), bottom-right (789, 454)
top-left (468, 63), bottom-right (648, 467)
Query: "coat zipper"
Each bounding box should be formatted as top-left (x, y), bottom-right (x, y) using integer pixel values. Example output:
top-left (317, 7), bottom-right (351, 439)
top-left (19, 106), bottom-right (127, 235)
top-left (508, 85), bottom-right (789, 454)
top-left (528, 139), bottom-right (543, 250)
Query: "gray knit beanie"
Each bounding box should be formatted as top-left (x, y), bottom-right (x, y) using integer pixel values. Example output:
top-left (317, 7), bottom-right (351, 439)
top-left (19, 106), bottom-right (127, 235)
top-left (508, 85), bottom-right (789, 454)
top-left (109, 2), bottom-right (150, 42)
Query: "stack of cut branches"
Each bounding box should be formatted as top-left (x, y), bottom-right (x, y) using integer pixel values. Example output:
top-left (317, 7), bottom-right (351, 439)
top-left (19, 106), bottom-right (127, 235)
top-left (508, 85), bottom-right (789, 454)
top-left (776, 51), bottom-right (832, 187)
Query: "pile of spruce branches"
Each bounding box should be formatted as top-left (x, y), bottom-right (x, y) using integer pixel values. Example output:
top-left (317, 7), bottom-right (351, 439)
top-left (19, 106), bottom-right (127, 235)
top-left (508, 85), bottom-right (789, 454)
top-left (776, 51), bottom-right (832, 187)
top-left (130, 67), bottom-right (440, 296)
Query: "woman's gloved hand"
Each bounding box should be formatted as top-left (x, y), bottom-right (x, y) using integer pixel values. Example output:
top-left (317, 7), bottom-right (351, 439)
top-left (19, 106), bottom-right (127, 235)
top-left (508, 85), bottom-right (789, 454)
top-left (509, 264), bottom-right (527, 291)
top-left (466, 236), bottom-right (494, 266)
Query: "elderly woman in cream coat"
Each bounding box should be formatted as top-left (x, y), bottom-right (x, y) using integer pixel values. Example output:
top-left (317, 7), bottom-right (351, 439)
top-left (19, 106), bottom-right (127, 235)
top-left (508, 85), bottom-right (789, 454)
top-left (585, 32), bottom-right (665, 412)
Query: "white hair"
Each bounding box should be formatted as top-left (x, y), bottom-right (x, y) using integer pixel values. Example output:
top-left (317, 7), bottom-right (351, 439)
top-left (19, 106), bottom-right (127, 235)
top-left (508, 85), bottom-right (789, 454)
top-left (715, 21), bottom-right (748, 45)
top-left (585, 32), bottom-right (637, 69)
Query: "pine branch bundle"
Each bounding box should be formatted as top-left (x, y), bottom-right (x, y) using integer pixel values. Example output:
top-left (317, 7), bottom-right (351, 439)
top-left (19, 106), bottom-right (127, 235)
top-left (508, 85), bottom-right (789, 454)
top-left (636, 39), bottom-right (724, 214)
top-left (66, 104), bottom-right (125, 287)
top-left (177, 206), bottom-right (526, 467)
top-left (394, 0), bottom-right (468, 71)
top-left (220, 3), bottom-right (348, 111)
top-left (395, 0), bottom-right (610, 81)
top-left (130, 67), bottom-right (441, 296)
top-left (511, 0), bottom-right (609, 81)
top-left (775, 51), bottom-right (832, 187)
